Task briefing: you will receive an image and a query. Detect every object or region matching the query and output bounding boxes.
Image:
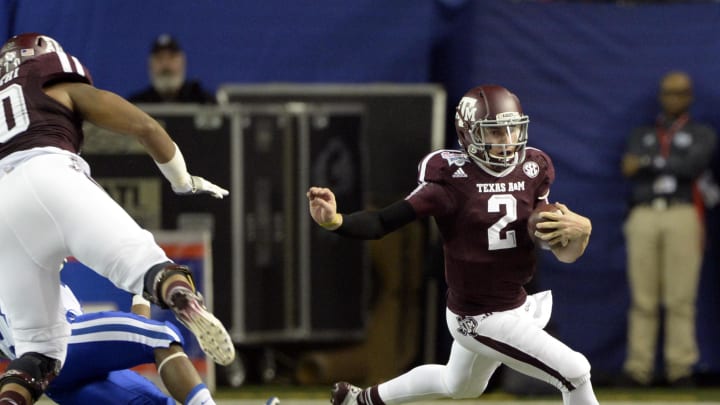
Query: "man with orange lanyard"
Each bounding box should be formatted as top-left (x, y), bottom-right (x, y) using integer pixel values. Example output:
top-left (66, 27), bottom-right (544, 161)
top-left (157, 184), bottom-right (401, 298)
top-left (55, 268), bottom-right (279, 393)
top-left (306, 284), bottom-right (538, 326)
top-left (621, 71), bottom-right (717, 387)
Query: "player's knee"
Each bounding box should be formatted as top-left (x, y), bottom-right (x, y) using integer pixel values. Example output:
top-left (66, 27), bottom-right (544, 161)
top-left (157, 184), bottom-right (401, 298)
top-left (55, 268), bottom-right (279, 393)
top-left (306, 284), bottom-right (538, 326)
top-left (447, 384), bottom-right (487, 399)
top-left (561, 352), bottom-right (592, 392)
top-left (450, 384), bottom-right (488, 399)
top-left (445, 376), bottom-right (488, 399)
top-left (0, 352), bottom-right (61, 400)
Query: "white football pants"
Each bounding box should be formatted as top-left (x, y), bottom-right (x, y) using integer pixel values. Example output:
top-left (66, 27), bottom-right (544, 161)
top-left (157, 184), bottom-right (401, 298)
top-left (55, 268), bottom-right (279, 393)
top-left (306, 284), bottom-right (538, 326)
top-left (378, 291), bottom-right (598, 404)
top-left (0, 151), bottom-right (170, 363)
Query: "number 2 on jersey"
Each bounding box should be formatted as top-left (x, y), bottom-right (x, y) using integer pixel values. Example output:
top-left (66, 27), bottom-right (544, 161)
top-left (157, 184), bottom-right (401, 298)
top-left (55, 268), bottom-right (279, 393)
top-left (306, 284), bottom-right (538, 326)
top-left (487, 194), bottom-right (517, 250)
top-left (0, 84), bottom-right (30, 143)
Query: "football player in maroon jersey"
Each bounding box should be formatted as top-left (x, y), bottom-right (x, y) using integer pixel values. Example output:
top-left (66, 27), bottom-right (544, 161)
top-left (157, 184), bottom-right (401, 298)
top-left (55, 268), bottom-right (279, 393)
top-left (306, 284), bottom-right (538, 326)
top-left (0, 33), bottom-right (234, 404)
top-left (308, 85), bottom-right (598, 405)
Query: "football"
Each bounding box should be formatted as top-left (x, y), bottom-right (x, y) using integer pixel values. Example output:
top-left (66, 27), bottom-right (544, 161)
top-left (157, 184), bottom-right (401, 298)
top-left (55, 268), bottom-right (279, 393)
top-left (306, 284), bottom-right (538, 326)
top-left (527, 202), bottom-right (562, 240)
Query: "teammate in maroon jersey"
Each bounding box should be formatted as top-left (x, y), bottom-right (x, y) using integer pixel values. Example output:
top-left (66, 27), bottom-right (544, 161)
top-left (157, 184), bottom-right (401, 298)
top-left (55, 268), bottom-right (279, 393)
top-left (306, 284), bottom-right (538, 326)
top-left (0, 33), bottom-right (234, 404)
top-left (308, 85), bottom-right (598, 405)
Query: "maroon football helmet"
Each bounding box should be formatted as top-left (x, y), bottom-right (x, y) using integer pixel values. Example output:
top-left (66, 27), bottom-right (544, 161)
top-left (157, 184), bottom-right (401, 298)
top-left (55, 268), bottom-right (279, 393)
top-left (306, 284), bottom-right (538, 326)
top-left (454, 85), bottom-right (529, 173)
top-left (0, 33), bottom-right (63, 76)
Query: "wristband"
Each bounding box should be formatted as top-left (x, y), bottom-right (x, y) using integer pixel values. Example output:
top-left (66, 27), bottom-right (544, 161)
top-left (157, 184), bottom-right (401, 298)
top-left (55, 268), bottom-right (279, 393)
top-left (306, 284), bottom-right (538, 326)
top-left (319, 213), bottom-right (342, 229)
top-left (155, 143), bottom-right (192, 187)
top-left (157, 352), bottom-right (188, 375)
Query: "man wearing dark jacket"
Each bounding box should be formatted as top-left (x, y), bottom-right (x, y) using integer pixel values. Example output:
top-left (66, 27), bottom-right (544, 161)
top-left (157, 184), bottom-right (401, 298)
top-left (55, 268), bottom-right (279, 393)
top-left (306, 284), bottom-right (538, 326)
top-left (128, 34), bottom-right (215, 104)
top-left (621, 71), bottom-right (717, 387)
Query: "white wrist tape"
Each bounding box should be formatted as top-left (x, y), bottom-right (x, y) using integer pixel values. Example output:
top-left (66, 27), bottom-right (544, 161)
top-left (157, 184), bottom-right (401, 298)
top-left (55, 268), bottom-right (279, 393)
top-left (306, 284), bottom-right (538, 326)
top-left (155, 143), bottom-right (192, 188)
top-left (132, 294), bottom-right (150, 307)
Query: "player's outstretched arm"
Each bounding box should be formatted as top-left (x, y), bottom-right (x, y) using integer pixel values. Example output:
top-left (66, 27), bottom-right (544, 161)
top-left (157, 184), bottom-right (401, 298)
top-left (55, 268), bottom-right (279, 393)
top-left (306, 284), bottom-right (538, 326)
top-left (306, 186), bottom-right (417, 239)
top-left (535, 202), bottom-right (591, 263)
top-left (45, 82), bottom-right (228, 199)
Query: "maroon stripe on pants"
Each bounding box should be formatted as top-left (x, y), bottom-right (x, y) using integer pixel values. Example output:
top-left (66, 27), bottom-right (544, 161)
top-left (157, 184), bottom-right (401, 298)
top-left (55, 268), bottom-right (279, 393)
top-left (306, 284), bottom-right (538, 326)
top-left (473, 334), bottom-right (575, 391)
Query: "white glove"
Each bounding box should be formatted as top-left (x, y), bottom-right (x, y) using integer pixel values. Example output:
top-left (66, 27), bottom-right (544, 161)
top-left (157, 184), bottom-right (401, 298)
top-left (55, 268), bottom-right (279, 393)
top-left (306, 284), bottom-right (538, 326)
top-left (156, 143), bottom-right (229, 199)
top-left (172, 175), bottom-right (229, 199)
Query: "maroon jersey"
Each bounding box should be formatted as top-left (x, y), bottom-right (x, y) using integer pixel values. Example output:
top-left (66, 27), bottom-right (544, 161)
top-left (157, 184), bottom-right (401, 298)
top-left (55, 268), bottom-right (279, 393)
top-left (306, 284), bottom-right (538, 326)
top-left (0, 52), bottom-right (92, 160)
top-left (406, 148), bottom-right (555, 315)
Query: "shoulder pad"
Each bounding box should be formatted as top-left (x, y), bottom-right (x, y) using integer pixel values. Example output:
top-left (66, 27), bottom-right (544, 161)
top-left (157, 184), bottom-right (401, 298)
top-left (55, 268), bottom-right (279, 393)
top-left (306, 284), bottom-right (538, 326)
top-left (417, 149), bottom-right (470, 183)
top-left (26, 52), bottom-right (93, 86)
top-left (524, 147), bottom-right (555, 183)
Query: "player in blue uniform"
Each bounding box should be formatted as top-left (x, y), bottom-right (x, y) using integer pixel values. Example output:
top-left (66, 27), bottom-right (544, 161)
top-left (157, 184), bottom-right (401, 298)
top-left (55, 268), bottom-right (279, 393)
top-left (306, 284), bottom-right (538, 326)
top-left (0, 283), bottom-right (216, 404)
top-left (308, 85), bottom-right (598, 405)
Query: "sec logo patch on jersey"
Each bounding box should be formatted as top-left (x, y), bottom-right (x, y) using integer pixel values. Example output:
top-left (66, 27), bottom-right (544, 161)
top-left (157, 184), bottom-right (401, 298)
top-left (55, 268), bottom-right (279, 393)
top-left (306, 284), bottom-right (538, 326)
top-left (523, 161), bottom-right (540, 178)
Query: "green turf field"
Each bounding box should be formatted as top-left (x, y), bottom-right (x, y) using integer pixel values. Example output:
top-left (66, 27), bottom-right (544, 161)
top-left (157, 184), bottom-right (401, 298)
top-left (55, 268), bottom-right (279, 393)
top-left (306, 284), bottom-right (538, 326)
top-left (212, 384), bottom-right (720, 403)
top-left (34, 384), bottom-right (720, 403)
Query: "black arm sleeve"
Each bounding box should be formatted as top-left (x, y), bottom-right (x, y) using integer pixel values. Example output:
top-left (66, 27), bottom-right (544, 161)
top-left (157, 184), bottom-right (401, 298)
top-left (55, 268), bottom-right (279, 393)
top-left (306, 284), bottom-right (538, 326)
top-left (334, 200), bottom-right (417, 240)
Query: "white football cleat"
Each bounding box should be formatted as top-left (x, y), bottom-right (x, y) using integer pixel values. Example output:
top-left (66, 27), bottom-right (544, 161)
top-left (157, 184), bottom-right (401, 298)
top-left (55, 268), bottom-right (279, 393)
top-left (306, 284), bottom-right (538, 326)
top-left (168, 288), bottom-right (235, 366)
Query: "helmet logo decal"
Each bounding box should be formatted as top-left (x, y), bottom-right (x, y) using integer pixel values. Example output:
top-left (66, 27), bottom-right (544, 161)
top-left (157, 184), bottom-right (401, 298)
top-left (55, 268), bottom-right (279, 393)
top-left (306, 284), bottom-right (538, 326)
top-left (522, 161), bottom-right (540, 178)
top-left (457, 96), bottom-right (478, 124)
top-left (0, 33), bottom-right (65, 76)
top-left (454, 111), bottom-right (464, 128)
top-left (1, 53), bottom-right (20, 78)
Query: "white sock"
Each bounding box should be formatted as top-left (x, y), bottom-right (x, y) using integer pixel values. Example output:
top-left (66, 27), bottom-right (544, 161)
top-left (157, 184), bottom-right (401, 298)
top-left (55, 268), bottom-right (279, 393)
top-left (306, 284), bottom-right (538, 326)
top-left (562, 379), bottom-right (599, 405)
top-left (378, 365), bottom-right (450, 403)
top-left (185, 383), bottom-right (215, 405)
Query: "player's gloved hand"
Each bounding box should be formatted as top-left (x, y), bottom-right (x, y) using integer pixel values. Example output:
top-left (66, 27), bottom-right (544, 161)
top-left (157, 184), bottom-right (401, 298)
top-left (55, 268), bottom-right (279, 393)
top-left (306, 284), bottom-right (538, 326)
top-left (172, 175), bottom-right (229, 199)
top-left (156, 143), bottom-right (229, 199)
